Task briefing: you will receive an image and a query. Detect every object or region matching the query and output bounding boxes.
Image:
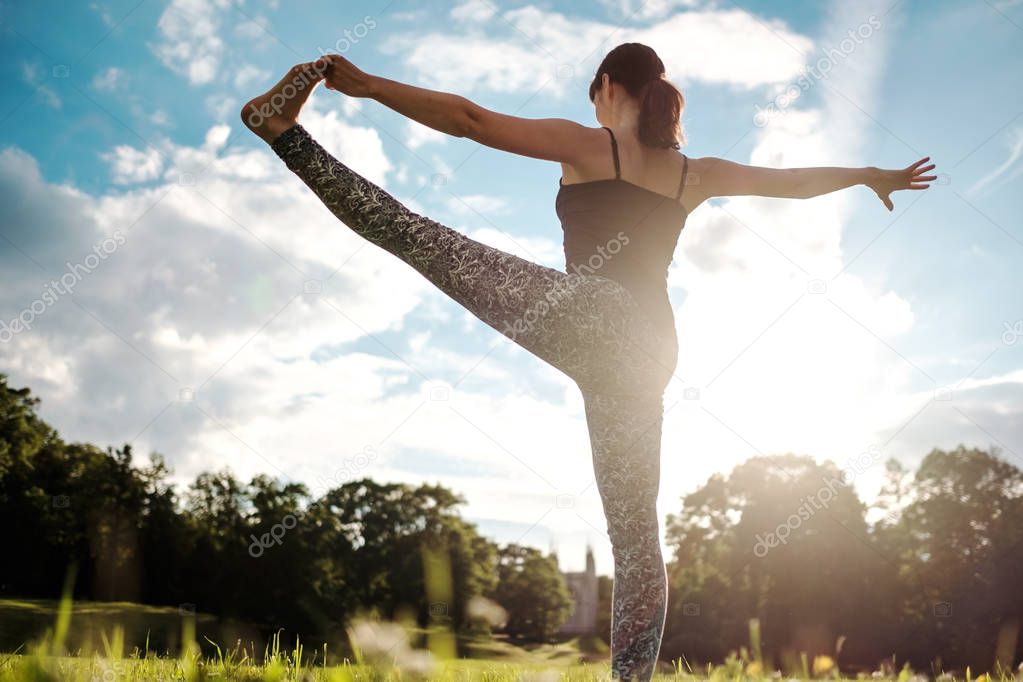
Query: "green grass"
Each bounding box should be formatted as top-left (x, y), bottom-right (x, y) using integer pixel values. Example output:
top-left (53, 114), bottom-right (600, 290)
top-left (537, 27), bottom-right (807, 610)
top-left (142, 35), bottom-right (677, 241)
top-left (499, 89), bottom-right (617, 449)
top-left (3, 650), bottom-right (1021, 682)
top-left (2, 593), bottom-right (1020, 681)
top-left (0, 598), bottom-right (218, 656)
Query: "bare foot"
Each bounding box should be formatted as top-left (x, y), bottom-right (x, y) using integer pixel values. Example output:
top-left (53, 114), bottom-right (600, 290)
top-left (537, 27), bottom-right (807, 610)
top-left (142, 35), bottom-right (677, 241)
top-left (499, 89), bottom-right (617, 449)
top-left (241, 59), bottom-right (329, 145)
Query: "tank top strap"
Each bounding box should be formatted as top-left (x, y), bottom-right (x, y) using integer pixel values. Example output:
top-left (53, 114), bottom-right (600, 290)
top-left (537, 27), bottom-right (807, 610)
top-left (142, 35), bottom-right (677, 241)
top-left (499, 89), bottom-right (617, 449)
top-left (602, 126), bottom-right (621, 180)
top-left (675, 154), bottom-right (689, 201)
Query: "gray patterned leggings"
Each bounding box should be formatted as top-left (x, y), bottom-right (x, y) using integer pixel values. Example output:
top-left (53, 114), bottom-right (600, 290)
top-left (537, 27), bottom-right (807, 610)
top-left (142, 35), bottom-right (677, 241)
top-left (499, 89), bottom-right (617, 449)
top-left (271, 123), bottom-right (678, 681)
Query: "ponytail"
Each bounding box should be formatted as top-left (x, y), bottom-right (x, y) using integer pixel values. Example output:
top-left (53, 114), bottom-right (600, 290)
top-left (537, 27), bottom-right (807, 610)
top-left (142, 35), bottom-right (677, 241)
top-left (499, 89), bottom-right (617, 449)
top-left (638, 76), bottom-right (684, 150)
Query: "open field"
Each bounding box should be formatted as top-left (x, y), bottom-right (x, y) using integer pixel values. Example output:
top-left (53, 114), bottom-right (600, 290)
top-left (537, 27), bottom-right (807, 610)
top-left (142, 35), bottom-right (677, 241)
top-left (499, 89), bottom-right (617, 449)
top-left (3, 599), bottom-right (1021, 682)
top-left (3, 652), bottom-right (1021, 682)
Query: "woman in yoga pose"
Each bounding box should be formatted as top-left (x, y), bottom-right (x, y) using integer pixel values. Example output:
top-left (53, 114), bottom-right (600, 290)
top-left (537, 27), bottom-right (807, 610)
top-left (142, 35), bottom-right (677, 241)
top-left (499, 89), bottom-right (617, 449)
top-left (241, 42), bottom-right (935, 681)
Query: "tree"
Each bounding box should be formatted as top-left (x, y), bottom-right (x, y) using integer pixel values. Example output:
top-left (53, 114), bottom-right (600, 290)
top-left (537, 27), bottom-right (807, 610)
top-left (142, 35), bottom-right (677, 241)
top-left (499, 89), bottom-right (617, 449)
top-left (313, 478), bottom-right (495, 631)
top-left (872, 446), bottom-right (1023, 670)
top-left (662, 454), bottom-right (890, 667)
top-left (487, 543), bottom-right (572, 642)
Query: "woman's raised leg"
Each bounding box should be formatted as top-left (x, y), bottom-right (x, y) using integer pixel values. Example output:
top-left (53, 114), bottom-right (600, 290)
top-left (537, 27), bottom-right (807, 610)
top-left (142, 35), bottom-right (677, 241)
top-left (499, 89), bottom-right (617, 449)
top-left (242, 62), bottom-right (679, 395)
top-left (241, 62), bottom-right (606, 382)
top-left (267, 121), bottom-right (621, 384)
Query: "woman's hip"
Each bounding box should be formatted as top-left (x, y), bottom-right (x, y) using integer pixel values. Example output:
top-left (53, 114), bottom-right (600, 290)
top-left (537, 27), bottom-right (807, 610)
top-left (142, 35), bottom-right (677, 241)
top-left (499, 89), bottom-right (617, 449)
top-left (568, 275), bottom-right (679, 396)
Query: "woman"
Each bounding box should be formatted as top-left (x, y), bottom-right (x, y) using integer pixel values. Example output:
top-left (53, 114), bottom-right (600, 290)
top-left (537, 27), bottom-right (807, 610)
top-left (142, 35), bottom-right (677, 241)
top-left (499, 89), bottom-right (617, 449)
top-left (241, 42), bottom-right (935, 681)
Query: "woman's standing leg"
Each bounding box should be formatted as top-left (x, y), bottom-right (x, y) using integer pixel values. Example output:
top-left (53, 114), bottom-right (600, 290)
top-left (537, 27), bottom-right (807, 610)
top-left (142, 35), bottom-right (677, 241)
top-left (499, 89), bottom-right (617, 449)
top-left (582, 388), bottom-right (669, 682)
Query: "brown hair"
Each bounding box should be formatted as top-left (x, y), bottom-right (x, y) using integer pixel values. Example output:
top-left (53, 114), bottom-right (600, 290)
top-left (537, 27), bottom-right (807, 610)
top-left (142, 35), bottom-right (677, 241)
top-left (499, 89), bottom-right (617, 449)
top-left (588, 42), bottom-right (686, 150)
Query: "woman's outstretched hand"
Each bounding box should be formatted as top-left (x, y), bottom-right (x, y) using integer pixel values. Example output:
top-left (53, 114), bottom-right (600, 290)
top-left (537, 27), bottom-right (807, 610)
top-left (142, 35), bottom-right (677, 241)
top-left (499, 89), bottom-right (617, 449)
top-left (320, 54), bottom-right (376, 98)
top-left (866, 157), bottom-right (938, 211)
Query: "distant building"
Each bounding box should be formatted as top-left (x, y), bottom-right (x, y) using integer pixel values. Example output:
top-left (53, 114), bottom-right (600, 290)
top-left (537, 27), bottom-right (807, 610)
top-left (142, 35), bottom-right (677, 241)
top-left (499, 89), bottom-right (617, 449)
top-left (554, 544), bottom-right (598, 636)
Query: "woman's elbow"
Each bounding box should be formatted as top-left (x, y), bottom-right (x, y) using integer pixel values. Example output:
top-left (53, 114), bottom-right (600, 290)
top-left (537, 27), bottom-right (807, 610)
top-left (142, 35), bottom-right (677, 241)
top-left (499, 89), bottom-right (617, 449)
top-left (458, 100), bottom-right (484, 139)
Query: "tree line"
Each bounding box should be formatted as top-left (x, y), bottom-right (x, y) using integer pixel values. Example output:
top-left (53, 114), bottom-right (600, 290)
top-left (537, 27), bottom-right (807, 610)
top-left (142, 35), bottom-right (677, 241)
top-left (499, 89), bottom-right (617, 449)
top-left (2, 375), bottom-right (1021, 671)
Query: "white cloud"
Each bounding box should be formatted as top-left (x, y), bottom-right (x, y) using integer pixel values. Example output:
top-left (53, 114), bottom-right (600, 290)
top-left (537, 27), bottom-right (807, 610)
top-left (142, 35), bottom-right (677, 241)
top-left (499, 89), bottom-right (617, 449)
top-left (466, 226), bottom-right (564, 269)
top-left (150, 110), bottom-right (171, 127)
top-left (205, 94), bottom-right (238, 123)
top-left (390, 9), bottom-right (429, 22)
top-left (203, 124), bottom-right (232, 151)
top-left (234, 64), bottom-right (270, 91)
top-left (381, 33), bottom-right (557, 95)
top-left (1, 109), bottom-right (428, 475)
top-left (234, 14), bottom-right (271, 41)
top-left (299, 101), bottom-right (395, 187)
top-left (445, 194), bottom-right (510, 217)
top-left (89, 1), bottom-right (116, 27)
top-left (966, 127), bottom-right (1023, 198)
top-left (405, 120), bottom-right (447, 150)
top-left (634, 10), bottom-right (814, 88)
top-left (101, 145), bottom-right (164, 184)
top-left (599, 0), bottom-right (701, 20)
top-left (21, 63), bottom-right (61, 109)
top-left (451, 0), bottom-right (497, 23)
top-left (340, 96), bottom-right (363, 118)
top-left (92, 66), bottom-right (126, 91)
top-left (151, 0), bottom-right (231, 85)
top-left (382, 4), bottom-right (813, 96)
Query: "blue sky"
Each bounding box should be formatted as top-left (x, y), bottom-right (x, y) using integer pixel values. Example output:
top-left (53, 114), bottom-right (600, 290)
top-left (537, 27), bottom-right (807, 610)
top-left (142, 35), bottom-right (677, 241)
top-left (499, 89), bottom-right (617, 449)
top-left (1, 0), bottom-right (1021, 575)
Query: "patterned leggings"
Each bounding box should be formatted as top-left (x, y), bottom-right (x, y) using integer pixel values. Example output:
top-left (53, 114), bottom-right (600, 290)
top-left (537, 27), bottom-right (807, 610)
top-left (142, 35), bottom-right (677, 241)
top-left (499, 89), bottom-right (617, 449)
top-left (271, 124), bottom-right (678, 681)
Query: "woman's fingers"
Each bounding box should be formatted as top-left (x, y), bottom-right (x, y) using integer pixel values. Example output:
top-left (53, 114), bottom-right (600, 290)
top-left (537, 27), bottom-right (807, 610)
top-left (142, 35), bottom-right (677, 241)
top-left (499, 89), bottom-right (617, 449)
top-left (873, 186), bottom-right (894, 211)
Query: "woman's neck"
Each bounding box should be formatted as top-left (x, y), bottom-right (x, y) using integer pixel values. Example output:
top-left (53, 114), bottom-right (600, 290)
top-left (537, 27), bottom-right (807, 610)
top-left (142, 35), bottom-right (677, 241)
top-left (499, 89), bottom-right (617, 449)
top-left (610, 101), bottom-right (641, 135)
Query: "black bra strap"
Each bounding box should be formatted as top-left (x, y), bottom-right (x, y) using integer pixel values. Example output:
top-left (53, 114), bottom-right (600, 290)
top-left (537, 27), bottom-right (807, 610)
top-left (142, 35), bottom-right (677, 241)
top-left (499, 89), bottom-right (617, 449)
top-left (603, 126), bottom-right (621, 179)
top-left (676, 154), bottom-right (689, 201)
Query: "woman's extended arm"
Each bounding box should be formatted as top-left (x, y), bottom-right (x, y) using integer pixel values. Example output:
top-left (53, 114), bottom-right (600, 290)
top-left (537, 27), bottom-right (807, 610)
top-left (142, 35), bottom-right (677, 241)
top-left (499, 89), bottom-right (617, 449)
top-left (696, 156), bottom-right (937, 211)
top-left (319, 54), bottom-right (593, 164)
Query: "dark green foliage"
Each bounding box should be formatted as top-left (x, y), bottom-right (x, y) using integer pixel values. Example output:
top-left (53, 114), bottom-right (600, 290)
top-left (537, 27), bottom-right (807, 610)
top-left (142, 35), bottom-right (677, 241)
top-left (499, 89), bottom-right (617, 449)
top-left (0, 375), bottom-right (505, 646)
top-left (661, 450), bottom-right (1023, 671)
top-left (486, 544), bottom-right (573, 641)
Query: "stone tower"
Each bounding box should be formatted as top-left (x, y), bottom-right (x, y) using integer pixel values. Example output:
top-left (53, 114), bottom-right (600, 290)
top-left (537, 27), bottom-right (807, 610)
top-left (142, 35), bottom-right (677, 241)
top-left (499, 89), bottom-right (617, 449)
top-left (558, 544), bottom-right (598, 635)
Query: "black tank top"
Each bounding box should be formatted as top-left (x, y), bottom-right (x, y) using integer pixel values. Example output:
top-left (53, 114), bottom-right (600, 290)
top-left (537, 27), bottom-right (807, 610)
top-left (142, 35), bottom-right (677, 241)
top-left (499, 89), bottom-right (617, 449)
top-left (555, 126), bottom-right (689, 338)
